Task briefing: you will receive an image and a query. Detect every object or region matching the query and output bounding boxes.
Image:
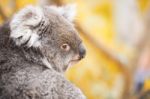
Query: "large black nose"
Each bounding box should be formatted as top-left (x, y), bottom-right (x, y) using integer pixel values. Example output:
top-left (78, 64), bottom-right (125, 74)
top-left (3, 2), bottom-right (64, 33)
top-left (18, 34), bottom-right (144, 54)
top-left (79, 43), bottom-right (86, 59)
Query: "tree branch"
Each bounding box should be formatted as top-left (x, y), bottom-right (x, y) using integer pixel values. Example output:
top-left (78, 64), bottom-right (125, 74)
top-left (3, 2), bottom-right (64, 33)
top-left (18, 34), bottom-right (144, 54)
top-left (0, 5), bottom-right (7, 20)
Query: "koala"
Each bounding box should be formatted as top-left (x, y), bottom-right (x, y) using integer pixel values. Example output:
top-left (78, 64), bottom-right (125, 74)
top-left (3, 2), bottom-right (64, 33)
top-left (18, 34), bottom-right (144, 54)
top-left (0, 4), bottom-right (86, 99)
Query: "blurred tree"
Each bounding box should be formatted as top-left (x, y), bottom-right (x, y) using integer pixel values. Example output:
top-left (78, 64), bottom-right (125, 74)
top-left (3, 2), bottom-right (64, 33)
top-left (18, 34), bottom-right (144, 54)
top-left (0, 0), bottom-right (150, 99)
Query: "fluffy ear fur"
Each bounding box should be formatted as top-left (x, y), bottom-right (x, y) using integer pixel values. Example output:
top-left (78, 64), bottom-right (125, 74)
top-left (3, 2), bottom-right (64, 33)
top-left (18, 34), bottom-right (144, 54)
top-left (50, 4), bottom-right (76, 22)
top-left (10, 5), bottom-right (43, 47)
top-left (10, 4), bottom-right (76, 47)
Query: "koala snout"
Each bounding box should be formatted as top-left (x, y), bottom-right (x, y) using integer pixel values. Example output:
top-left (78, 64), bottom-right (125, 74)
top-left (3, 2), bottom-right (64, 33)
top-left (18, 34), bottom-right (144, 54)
top-left (79, 43), bottom-right (86, 59)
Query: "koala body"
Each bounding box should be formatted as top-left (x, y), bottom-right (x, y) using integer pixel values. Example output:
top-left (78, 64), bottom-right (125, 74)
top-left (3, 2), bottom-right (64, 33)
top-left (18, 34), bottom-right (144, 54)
top-left (0, 5), bottom-right (86, 99)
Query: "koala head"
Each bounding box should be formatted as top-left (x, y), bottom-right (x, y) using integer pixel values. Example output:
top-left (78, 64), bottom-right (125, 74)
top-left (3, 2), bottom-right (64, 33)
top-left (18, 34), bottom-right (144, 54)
top-left (10, 5), bottom-right (86, 72)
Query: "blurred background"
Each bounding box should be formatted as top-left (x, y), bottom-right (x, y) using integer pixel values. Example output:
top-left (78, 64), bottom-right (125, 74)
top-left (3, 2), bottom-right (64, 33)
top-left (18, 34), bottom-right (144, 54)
top-left (0, 0), bottom-right (150, 99)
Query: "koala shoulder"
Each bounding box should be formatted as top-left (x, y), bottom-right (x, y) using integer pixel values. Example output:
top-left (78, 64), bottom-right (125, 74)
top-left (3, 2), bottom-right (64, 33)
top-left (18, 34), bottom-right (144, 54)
top-left (35, 70), bottom-right (86, 99)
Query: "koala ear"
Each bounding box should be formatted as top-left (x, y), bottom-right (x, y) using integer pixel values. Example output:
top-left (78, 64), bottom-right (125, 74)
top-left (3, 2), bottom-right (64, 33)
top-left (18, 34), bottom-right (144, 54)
top-left (60, 4), bottom-right (76, 22)
top-left (51, 4), bottom-right (76, 22)
top-left (10, 5), bottom-right (43, 47)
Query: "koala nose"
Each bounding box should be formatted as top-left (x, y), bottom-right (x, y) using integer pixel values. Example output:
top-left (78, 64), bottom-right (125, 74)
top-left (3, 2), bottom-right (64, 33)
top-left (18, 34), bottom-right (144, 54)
top-left (79, 43), bottom-right (86, 59)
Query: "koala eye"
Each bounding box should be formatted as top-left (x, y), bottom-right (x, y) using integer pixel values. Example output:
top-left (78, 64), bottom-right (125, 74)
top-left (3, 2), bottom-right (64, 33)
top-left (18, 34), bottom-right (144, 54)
top-left (61, 43), bottom-right (70, 51)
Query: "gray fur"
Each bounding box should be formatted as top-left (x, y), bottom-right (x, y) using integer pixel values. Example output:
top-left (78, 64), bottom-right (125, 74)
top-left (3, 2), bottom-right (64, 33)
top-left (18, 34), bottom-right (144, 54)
top-left (0, 5), bottom-right (86, 99)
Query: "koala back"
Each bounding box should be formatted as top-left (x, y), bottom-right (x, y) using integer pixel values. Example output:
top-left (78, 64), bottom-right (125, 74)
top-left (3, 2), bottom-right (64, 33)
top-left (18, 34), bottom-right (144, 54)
top-left (0, 5), bottom-right (86, 99)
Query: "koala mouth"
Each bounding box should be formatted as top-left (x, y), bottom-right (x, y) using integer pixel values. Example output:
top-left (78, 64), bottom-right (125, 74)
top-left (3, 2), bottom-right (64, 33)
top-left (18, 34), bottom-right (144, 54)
top-left (68, 59), bottom-right (80, 67)
top-left (68, 54), bottom-right (82, 67)
top-left (69, 56), bottom-right (81, 66)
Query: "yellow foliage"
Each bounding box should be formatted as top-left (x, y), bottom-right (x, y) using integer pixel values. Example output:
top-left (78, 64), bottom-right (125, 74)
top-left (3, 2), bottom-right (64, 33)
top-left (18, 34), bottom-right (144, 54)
top-left (0, 0), bottom-right (150, 99)
top-left (15, 0), bottom-right (36, 9)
